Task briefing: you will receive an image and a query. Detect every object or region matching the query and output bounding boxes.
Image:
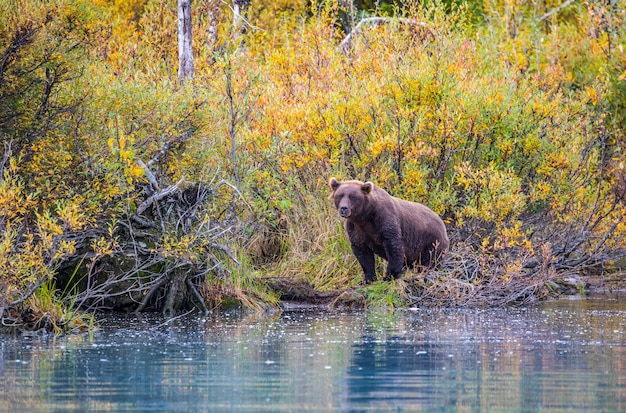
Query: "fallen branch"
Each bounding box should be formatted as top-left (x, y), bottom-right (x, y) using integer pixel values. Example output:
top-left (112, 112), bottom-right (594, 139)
top-left (135, 273), bottom-right (171, 313)
top-left (537, 0), bottom-right (577, 22)
top-left (135, 176), bottom-right (186, 216)
top-left (63, 177), bottom-right (251, 315)
top-left (265, 277), bottom-right (345, 305)
top-left (146, 131), bottom-right (192, 168)
top-left (209, 242), bottom-right (240, 265)
top-left (338, 17), bottom-right (434, 53)
top-left (135, 131), bottom-right (194, 193)
top-left (136, 159), bottom-right (160, 191)
top-left (129, 213), bottom-right (158, 228)
top-left (186, 276), bottom-right (209, 314)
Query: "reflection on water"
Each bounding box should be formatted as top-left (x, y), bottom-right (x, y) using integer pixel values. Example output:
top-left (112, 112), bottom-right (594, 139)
top-left (1, 297), bottom-right (626, 412)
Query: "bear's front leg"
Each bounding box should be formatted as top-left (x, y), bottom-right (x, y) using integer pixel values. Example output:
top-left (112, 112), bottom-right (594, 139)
top-left (382, 238), bottom-right (405, 281)
top-left (350, 243), bottom-right (377, 284)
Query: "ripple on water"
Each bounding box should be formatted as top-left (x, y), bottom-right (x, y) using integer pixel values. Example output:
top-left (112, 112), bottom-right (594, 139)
top-left (1, 299), bottom-right (626, 412)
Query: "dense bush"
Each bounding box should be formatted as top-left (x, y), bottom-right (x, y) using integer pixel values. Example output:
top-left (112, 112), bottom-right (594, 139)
top-left (1, 0), bottom-right (625, 329)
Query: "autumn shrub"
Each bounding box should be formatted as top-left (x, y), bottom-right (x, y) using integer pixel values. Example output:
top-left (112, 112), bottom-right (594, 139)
top-left (0, 0), bottom-right (270, 328)
top-left (0, 0), bottom-right (101, 329)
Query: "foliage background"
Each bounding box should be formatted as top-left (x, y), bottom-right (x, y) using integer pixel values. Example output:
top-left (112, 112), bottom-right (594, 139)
top-left (1, 0), bottom-right (625, 328)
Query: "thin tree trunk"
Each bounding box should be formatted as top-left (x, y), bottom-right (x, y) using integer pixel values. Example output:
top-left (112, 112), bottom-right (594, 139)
top-left (178, 0), bottom-right (194, 81)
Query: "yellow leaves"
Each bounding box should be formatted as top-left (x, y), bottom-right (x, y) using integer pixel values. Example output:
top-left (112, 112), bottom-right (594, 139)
top-left (25, 197), bottom-right (92, 264)
top-left (455, 161), bottom-right (475, 191)
top-left (107, 127), bottom-right (146, 185)
top-left (1, 220), bottom-right (60, 297)
top-left (56, 199), bottom-right (92, 231)
top-left (585, 86), bottom-right (599, 105)
top-left (401, 166), bottom-right (429, 201)
top-left (0, 225), bottom-right (18, 260)
top-left (53, 240), bottom-right (77, 262)
top-left (90, 235), bottom-right (119, 258)
top-left (108, 129), bottom-right (132, 154)
top-left (36, 210), bottom-right (64, 253)
top-left (158, 228), bottom-right (214, 264)
top-left (494, 221), bottom-right (533, 252)
top-left (369, 135), bottom-right (396, 158)
top-left (0, 159), bottom-right (36, 224)
top-left (407, 140), bottom-right (438, 161)
top-left (37, 210), bottom-right (64, 238)
top-left (455, 162), bottom-right (527, 224)
top-left (529, 181), bottom-right (552, 204)
top-left (497, 139), bottom-right (514, 157)
top-left (537, 151), bottom-right (572, 177)
top-left (128, 164), bottom-right (145, 179)
top-left (523, 133), bottom-right (540, 153)
top-left (0, 143), bottom-right (89, 304)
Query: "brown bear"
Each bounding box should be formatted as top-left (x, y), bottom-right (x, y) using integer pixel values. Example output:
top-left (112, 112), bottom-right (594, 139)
top-left (329, 177), bottom-right (449, 283)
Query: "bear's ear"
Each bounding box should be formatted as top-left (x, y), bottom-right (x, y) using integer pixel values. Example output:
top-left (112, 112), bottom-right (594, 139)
top-left (361, 182), bottom-right (374, 194)
top-left (329, 177), bottom-right (340, 192)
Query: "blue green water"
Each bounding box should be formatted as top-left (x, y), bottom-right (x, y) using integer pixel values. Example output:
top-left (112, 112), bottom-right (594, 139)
top-left (2, 296), bottom-right (626, 412)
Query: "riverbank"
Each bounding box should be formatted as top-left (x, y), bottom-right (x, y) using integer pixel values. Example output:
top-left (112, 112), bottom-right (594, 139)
top-left (1, 269), bottom-right (623, 335)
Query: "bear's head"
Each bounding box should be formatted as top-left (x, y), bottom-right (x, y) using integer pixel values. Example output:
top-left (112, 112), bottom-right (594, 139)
top-left (329, 177), bottom-right (374, 219)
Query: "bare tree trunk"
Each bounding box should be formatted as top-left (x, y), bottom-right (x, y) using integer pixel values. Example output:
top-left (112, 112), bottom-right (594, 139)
top-left (207, 0), bottom-right (221, 54)
top-left (232, 0), bottom-right (250, 41)
top-left (178, 0), bottom-right (194, 81)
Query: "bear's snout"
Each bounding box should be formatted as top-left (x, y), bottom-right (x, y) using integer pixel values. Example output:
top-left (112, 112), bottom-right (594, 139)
top-left (339, 205), bottom-right (350, 217)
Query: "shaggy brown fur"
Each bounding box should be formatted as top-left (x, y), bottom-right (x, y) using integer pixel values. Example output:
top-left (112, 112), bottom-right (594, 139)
top-left (329, 178), bottom-right (449, 283)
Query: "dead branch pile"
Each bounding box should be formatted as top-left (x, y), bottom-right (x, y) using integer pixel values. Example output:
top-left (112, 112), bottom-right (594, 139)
top-left (56, 177), bottom-right (245, 316)
top-left (402, 243), bottom-right (557, 308)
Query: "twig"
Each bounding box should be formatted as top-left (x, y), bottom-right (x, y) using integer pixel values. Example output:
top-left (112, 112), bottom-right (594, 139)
top-left (129, 214), bottom-right (158, 228)
top-left (209, 242), bottom-right (240, 265)
top-left (155, 309), bottom-right (196, 328)
top-left (219, 0), bottom-right (265, 34)
top-left (215, 179), bottom-right (254, 212)
top-left (9, 275), bottom-right (49, 307)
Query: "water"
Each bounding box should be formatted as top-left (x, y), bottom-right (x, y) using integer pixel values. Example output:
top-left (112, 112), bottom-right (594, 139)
top-left (2, 296), bottom-right (626, 412)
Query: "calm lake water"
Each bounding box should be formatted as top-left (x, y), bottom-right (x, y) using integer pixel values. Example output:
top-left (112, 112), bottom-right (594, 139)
top-left (2, 296), bottom-right (626, 412)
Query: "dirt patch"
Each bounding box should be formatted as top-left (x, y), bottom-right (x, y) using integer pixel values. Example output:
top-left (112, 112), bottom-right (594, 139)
top-left (265, 277), bottom-right (367, 308)
top-left (585, 272), bottom-right (626, 295)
